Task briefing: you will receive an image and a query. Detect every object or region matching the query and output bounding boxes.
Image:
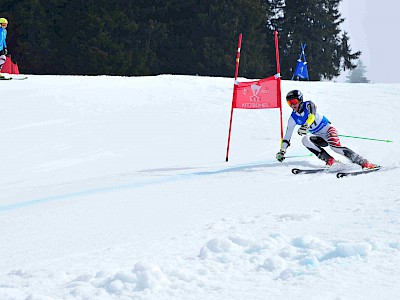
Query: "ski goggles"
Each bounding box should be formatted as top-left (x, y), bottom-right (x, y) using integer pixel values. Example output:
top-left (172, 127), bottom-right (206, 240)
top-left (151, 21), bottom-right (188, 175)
top-left (287, 98), bottom-right (300, 106)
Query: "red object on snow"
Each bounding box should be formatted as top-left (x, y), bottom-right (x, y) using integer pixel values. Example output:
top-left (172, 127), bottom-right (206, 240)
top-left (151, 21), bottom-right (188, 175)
top-left (2, 55), bottom-right (20, 74)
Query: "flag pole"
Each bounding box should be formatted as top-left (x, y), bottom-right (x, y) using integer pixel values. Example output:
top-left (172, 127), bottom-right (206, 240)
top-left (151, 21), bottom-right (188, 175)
top-left (274, 31), bottom-right (284, 147)
top-left (226, 33), bottom-right (242, 162)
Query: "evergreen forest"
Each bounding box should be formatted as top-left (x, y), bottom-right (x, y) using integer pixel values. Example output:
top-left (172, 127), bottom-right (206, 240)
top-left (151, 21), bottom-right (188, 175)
top-left (1, 0), bottom-right (360, 80)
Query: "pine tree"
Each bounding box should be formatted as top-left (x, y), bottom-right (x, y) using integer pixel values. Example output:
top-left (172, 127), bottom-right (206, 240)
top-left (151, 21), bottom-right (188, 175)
top-left (154, 0), bottom-right (273, 78)
top-left (346, 59), bottom-right (369, 83)
top-left (340, 31), bottom-right (361, 71)
top-left (275, 0), bottom-right (360, 80)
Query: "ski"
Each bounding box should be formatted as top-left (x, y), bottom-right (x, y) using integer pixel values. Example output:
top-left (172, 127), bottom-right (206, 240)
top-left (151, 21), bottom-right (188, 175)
top-left (0, 76), bottom-right (28, 80)
top-left (336, 167), bottom-right (381, 178)
top-left (292, 163), bottom-right (355, 175)
top-left (292, 168), bottom-right (330, 175)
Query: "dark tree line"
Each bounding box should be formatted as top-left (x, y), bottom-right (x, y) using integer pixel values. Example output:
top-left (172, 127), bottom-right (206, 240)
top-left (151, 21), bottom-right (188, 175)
top-left (1, 0), bottom-right (360, 80)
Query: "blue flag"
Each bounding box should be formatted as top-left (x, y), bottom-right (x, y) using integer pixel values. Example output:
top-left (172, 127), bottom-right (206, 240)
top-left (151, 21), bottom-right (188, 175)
top-left (293, 60), bottom-right (309, 79)
top-left (292, 43), bottom-right (309, 80)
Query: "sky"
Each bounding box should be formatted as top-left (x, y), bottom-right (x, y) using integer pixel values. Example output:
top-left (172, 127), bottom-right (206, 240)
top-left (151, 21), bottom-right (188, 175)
top-left (339, 0), bottom-right (400, 83)
top-left (0, 74), bottom-right (399, 299)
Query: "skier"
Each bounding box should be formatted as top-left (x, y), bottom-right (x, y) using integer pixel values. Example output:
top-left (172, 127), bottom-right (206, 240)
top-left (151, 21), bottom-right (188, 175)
top-left (0, 17), bottom-right (8, 78)
top-left (276, 89), bottom-right (377, 169)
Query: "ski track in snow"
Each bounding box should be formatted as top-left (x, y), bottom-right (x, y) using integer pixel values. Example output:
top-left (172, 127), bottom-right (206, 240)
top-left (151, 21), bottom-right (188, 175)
top-left (0, 159), bottom-right (291, 213)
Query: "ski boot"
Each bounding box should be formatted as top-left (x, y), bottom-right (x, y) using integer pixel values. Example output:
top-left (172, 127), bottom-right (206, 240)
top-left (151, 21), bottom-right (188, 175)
top-left (326, 157), bottom-right (336, 167)
top-left (361, 159), bottom-right (379, 170)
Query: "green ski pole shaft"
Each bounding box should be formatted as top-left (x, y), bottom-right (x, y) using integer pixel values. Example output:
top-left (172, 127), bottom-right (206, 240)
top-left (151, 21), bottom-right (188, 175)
top-left (338, 134), bottom-right (393, 143)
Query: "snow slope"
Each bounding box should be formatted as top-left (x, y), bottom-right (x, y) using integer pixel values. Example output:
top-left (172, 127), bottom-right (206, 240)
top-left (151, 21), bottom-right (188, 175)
top-left (1, 74), bottom-right (399, 299)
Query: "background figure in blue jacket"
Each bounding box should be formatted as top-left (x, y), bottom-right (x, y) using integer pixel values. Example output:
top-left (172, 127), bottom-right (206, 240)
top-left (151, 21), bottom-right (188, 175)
top-left (0, 17), bottom-right (9, 78)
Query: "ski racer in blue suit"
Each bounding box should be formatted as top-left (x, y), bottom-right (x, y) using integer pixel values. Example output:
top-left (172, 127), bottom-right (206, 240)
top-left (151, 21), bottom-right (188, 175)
top-left (276, 90), bottom-right (377, 169)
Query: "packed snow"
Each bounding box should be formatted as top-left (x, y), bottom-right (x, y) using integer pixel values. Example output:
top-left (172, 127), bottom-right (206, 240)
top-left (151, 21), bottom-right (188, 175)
top-left (1, 74), bottom-right (399, 299)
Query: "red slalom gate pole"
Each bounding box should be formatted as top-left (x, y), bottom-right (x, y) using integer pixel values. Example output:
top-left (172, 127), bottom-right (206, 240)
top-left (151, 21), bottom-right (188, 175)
top-left (225, 33), bottom-right (242, 162)
top-left (274, 31), bottom-right (284, 147)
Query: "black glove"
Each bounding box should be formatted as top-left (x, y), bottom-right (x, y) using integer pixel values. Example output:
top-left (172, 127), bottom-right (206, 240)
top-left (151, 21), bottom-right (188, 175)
top-left (276, 149), bottom-right (286, 162)
top-left (298, 124), bottom-right (309, 136)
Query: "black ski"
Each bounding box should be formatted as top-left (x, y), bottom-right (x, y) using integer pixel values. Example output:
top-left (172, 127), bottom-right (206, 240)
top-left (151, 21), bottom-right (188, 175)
top-left (336, 167), bottom-right (381, 178)
top-left (292, 168), bottom-right (330, 175)
top-left (0, 76), bottom-right (28, 80)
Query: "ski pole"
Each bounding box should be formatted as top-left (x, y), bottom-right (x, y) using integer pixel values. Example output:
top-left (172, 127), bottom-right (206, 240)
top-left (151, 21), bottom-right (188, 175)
top-left (285, 153), bottom-right (313, 159)
top-left (338, 134), bottom-right (393, 143)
